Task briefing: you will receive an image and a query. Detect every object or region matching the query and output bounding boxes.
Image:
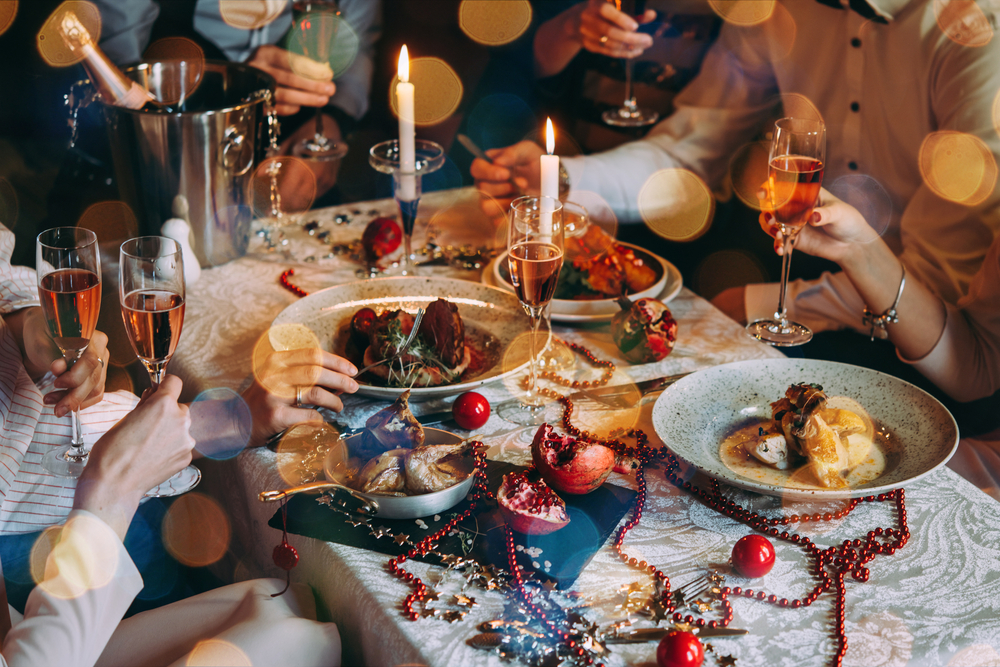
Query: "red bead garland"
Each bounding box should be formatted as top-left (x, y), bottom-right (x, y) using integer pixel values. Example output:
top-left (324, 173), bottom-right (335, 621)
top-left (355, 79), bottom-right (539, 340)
top-left (279, 268), bottom-right (308, 297)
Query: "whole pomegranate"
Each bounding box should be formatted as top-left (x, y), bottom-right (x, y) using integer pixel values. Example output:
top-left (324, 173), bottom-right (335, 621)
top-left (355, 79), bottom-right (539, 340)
top-left (497, 472), bottom-right (569, 535)
top-left (531, 424), bottom-right (637, 495)
top-left (362, 217), bottom-right (402, 261)
top-left (611, 297), bottom-right (678, 364)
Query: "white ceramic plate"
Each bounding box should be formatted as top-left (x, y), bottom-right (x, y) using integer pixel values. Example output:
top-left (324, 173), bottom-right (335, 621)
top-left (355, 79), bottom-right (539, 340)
top-left (487, 242), bottom-right (682, 323)
top-left (270, 277), bottom-right (532, 401)
top-left (651, 359), bottom-right (959, 500)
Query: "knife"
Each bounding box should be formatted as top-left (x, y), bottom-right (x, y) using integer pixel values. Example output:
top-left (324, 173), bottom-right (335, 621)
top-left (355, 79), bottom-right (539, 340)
top-left (458, 133), bottom-right (525, 196)
top-left (604, 626), bottom-right (747, 643)
top-left (566, 372), bottom-right (691, 408)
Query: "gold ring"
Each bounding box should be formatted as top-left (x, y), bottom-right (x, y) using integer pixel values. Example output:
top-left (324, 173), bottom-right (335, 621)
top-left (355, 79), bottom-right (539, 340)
top-left (600, 35), bottom-right (609, 44)
top-left (295, 385), bottom-right (306, 407)
top-left (97, 356), bottom-right (105, 369)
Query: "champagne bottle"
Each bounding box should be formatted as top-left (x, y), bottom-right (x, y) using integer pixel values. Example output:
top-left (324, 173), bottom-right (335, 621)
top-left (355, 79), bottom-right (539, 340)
top-left (57, 10), bottom-right (158, 110)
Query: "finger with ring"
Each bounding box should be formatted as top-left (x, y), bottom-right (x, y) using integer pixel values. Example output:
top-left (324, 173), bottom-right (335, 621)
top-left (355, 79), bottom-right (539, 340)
top-left (97, 356), bottom-right (105, 370)
top-left (600, 34), bottom-right (609, 44)
top-left (295, 385), bottom-right (306, 407)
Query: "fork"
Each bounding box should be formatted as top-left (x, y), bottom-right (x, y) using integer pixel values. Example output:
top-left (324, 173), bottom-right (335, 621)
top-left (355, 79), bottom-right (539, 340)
top-left (671, 573), bottom-right (722, 607)
top-left (355, 308), bottom-right (425, 376)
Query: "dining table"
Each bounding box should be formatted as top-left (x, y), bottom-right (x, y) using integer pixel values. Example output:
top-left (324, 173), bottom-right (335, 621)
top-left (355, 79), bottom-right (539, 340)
top-left (170, 187), bottom-right (1000, 667)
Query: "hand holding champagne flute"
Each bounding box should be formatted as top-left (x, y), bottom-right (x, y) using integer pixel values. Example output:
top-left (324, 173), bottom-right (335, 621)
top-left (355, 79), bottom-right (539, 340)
top-left (498, 196), bottom-right (565, 426)
top-left (36, 227), bottom-right (102, 477)
top-left (747, 117), bottom-right (826, 346)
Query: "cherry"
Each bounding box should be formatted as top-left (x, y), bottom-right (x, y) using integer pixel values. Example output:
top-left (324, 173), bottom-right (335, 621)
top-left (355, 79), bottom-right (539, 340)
top-left (452, 391), bottom-right (490, 430)
top-left (657, 630), bottom-right (704, 667)
top-left (731, 534), bottom-right (776, 578)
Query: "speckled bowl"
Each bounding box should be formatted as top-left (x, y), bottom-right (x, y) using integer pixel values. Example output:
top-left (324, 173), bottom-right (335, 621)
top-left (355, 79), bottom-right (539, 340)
top-left (651, 359), bottom-right (959, 500)
top-left (270, 276), bottom-right (533, 401)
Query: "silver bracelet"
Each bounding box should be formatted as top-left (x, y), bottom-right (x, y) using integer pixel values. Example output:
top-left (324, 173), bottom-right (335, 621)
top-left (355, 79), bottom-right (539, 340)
top-left (862, 263), bottom-right (906, 341)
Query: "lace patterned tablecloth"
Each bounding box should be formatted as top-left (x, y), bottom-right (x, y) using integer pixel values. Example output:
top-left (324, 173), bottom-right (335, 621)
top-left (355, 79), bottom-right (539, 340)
top-left (172, 191), bottom-right (1000, 667)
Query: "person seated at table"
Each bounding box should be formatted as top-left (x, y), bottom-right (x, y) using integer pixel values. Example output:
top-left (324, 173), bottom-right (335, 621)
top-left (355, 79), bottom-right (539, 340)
top-left (0, 375), bottom-right (342, 667)
top-left (90, 0), bottom-right (381, 205)
top-left (0, 221), bottom-right (359, 611)
top-left (472, 0), bottom-right (1000, 356)
top-left (767, 188), bottom-right (1000, 494)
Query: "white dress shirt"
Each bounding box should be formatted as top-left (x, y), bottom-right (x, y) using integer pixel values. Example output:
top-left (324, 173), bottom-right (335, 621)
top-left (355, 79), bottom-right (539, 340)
top-left (562, 0), bottom-right (1000, 334)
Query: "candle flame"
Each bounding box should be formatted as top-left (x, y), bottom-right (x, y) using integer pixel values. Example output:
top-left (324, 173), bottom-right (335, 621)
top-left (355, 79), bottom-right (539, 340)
top-left (398, 45), bottom-right (409, 83)
top-left (546, 117), bottom-right (555, 155)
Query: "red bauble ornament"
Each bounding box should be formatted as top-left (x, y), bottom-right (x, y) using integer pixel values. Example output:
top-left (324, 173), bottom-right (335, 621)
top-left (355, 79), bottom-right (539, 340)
top-left (657, 630), bottom-right (704, 667)
top-left (362, 217), bottom-right (402, 260)
top-left (273, 541), bottom-right (299, 571)
top-left (452, 392), bottom-right (490, 430)
top-left (611, 297), bottom-right (678, 364)
top-left (732, 534), bottom-right (776, 578)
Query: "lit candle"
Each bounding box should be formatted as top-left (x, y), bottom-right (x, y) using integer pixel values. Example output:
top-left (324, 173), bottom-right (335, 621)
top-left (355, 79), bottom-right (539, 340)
top-left (539, 118), bottom-right (559, 234)
top-left (396, 45), bottom-right (416, 200)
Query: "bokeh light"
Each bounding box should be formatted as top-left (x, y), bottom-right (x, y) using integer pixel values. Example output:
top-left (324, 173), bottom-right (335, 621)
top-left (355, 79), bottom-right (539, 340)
top-left (191, 387), bottom-right (253, 460)
top-left (30, 514), bottom-right (120, 599)
top-left (219, 0), bottom-right (287, 30)
top-left (252, 325), bottom-right (323, 402)
top-left (37, 1), bottom-right (101, 68)
top-left (162, 493), bottom-right (231, 568)
top-left (186, 639), bottom-right (252, 667)
top-left (638, 169), bottom-right (714, 242)
top-left (500, 329), bottom-right (546, 398)
top-left (695, 249), bottom-right (767, 300)
top-left (570, 369), bottom-right (641, 440)
top-left (389, 57), bottom-right (464, 127)
top-left (142, 37), bottom-right (206, 106)
top-left (774, 92), bottom-right (824, 125)
top-left (268, 322), bottom-right (321, 351)
top-left (458, 0), bottom-right (532, 46)
top-left (286, 12), bottom-right (359, 80)
top-left (249, 156), bottom-right (317, 224)
top-left (828, 174), bottom-right (893, 239)
top-left (708, 0), bottom-right (775, 26)
top-left (918, 131), bottom-right (997, 206)
top-left (429, 195), bottom-right (505, 266)
top-left (933, 0), bottom-right (993, 47)
top-left (757, 1), bottom-right (796, 61)
top-left (994, 87), bottom-right (1000, 141)
top-left (276, 422), bottom-right (341, 486)
top-left (0, 1), bottom-right (17, 37)
top-left (729, 140), bottom-right (771, 210)
top-left (0, 178), bottom-right (18, 230)
top-left (76, 200), bottom-right (138, 245)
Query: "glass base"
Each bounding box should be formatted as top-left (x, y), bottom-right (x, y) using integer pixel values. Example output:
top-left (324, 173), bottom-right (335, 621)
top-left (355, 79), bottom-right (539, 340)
top-left (538, 336), bottom-right (577, 372)
top-left (293, 135), bottom-right (348, 161)
top-left (497, 399), bottom-right (549, 426)
top-left (43, 446), bottom-right (89, 478)
top-left (746, 319), bottom-right (813, 347)
top-left (145, 465), bottom-right (202, 498)
top-left (602, 107), bottom-right (659, 128)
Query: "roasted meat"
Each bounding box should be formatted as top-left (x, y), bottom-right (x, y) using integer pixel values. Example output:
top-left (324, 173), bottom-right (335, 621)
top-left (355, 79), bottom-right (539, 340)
top-left (361, 390), bottom-right (425, 454)
top-left (404, 441), bottom-right (474, 494)
top-left (356, 449), bottom-right (407, 495)
top-left (418, 298), bottom-right (465, 368)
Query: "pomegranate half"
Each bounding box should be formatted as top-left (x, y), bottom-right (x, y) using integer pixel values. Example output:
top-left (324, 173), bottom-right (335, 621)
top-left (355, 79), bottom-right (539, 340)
top-left (531, 424), bottom-right (637, 495)
top-left (497, 472), bottom-right (570, 535)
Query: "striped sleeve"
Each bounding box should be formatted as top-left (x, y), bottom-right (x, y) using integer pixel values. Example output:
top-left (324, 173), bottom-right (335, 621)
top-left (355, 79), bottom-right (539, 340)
top-left (0, 223), bottom-right (38, 315)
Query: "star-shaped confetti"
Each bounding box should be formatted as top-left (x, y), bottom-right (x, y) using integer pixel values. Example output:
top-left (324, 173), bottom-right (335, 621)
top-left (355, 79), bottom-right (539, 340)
top-left (344, 517), bottom-right (368, 528)
top-left (369, 525), bottom-right (392, 540)
top-left (424, 590), bottom-right (440, 603)
top-left (393, 533), bottom-right (410, 546)
top-left (718, 654), bottom-right (738, 666)
top-left (441, 610), bottom-right (465, 623)
top-left (452, 594), bottom-right (477, 608)
top-left (316, 496), bottom-right (332, 507)
top-left (541, 580), bottom-right (558, 592)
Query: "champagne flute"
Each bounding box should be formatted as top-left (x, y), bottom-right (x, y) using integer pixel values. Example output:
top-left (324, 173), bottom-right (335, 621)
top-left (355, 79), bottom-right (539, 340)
top-left (119, 237), bottom-right (201, 496)
top-left (498, 196), bottom-right (565, 426)
top-left (36, 227), bottom-right (102, 477)
top-left (602, 0), bottom-right (659, 128)
top-left (746, 117), bottom-right (826, 346)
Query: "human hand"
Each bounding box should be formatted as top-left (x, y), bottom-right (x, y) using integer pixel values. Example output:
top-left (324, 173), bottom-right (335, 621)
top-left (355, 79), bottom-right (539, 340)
top-left (74, 375), bottom-right (194, 535)
top-left (26, 310), bottom-right (110, 416)
top-left (246, 44), bottom-right (336, 115)
top-left (243, 348), bottom-right (359, 448)
top-left (578, 0), bottom-right (655, 58)
top-left (470, 141), bottom-right (544, 212)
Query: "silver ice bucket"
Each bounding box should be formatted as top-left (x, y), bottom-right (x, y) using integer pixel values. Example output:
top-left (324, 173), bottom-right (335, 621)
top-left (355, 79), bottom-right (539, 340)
top-left (101, 60), bottom-right (275, 267)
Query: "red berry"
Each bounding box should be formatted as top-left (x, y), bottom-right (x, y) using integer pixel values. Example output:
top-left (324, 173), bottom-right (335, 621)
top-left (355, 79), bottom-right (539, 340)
top-left (273, 541), bottom-right (299, 571)
top-left (657, 630), bottom-right (703, 667)
top-left (452, 392), bottom-right (490, 430)
top-left (731, 534), bottom-right (776, 578)
top-left (361, 217), bottom-right (402, 260)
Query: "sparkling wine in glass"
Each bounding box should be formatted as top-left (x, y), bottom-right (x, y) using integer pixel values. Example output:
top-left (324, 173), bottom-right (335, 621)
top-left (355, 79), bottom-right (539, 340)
top-left (119, 237), bottom-right (200, 496)
top-left (36, 227), bottom-right (102, 477)
top-left (747, 117), bottom-right (826, 346)
top-left (602, 0), bottom-right (659, 128)
top-left (498, 196), bottom-right (564, 426)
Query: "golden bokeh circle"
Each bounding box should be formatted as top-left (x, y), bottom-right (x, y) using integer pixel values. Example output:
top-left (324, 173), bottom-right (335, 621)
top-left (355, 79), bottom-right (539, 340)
top-left (776, 92), bottom-right (823, 126)
top-left (565, 190), bottom-right (619, 247)
top-left (76, 200), bottom-right (138, 244)
top-left (708, 0), bottom-right (775, 26)
top-left (918, 131), bottom-right (998, 206)
top-left (570, 369), bottom-right (641, 440)
top-left (500, 329), bottom-right (548, 398)
top-left (276, 422), bottom-right (340, 486)
top-left (249, 156), bottom-right (317, 222)
top-left (37, 1), bottom-right (101, 68)
top-left (187, 639), bottom-right (253, 667)
top-left (287, 12), bottom-right (359, 80)
top-left (162, 492), bottom-right (232, 568)
top-left (695, 249), bottom-right (767, 301)
top-left (30, 515), bottom-right (120, 599)
top-left (0, 1), bottom-right (17, 37)
top-left (142, 37), bottom-right (206, 106)
top-left (0, 178), bottom-right (18, 230)
top-left (219, 0), bottom-right (287, 30)
top-left (994, 87), bottom-right (1000, 142)
top-left (252, 327), bottom-right (298, 401)
top-left (933, 0), bottom-right (993, 47)
top-left (458, 0), bottom-right (533, 46)
top-left (390, 57), bottom-right (464, 127)
top-left (638, 169), bottom-right (715, 242)
top-left (268, 322), bottom-right (321, 352)
top-left (729, 140), bottom-right (771, 210)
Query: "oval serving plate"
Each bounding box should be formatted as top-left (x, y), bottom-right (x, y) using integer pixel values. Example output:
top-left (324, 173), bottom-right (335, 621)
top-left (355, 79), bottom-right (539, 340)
top-left (325, 428), bottom-right (476, 519)
top-left (490, 241), bottom-right (682, 321)
top-left (651, 359), bottom-right (959, 501)
top-left (270, 276), bottom-right (533, 401)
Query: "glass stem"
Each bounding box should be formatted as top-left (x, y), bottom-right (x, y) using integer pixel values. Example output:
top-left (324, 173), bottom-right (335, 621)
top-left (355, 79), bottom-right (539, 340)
top-left (146, 361), bottom-right (168, 390)
top-left (314, 106), bottom-right (324, 139)
top-left (623, 58), bottom-right (636, 112)
top-left (69, 407), bottom-right (85, 451)
top-left (525, 310), bottom-right (540, 402)
top-left (775, 228), bottom-right (797, 325)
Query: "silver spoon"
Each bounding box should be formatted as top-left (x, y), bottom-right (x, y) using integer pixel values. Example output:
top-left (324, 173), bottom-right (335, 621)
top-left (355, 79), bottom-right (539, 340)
top-left (355, 307), bottom-right (425, 377)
